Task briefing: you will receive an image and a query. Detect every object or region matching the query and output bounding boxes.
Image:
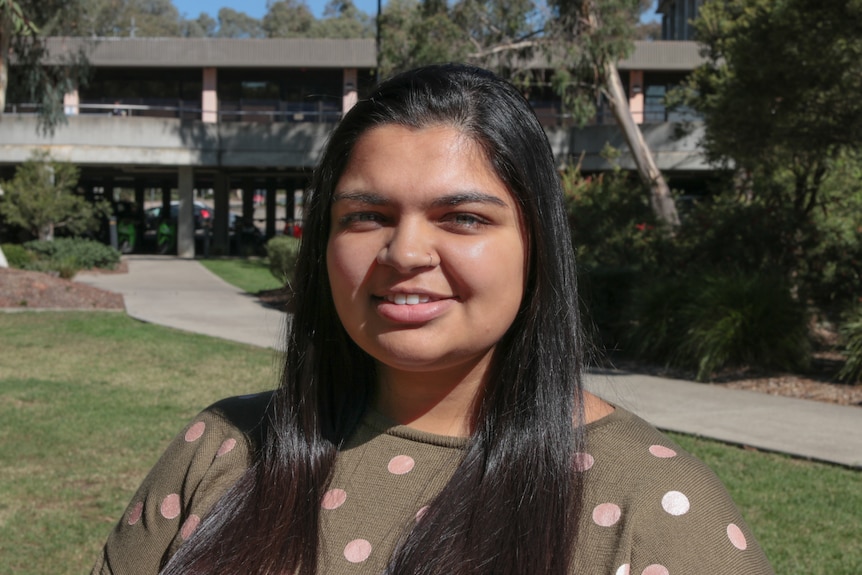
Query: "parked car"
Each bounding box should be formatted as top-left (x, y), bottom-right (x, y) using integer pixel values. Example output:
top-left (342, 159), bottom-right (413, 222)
top-left (144, 201), bottom-right (212, 230)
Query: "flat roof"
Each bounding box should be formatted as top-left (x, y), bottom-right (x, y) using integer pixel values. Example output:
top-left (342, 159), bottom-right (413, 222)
top-left (42, 37), bottom-right (377, 68)
top-left (38, 38), bottom-right (700, 72)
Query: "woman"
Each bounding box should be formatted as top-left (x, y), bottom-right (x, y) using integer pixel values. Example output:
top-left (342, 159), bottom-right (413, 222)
top-left (93, 64), bottom-right (773, 575)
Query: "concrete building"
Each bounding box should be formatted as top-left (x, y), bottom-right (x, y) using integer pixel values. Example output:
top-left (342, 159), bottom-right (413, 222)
top-left (1, 37), bottom-right (706, 256)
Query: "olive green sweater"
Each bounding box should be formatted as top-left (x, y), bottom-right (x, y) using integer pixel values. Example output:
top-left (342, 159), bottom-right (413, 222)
top-left (92, 392), bottom-right (774, 574)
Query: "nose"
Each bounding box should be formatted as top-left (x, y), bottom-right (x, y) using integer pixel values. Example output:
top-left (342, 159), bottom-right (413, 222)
top-left (376, 218), bottom-right (436, 272)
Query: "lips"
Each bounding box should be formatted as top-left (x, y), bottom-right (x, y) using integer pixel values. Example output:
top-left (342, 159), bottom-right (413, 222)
top-left (375, 291), bottom-right (454, 323)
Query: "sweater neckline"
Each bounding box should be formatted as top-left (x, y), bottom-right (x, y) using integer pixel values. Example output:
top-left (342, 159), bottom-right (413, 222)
top-left (361, 404), bottom-right (630, 450)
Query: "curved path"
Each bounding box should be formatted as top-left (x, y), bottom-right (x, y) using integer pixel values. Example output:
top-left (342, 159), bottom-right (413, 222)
top-left (77, 256), bottom-right (861, 468)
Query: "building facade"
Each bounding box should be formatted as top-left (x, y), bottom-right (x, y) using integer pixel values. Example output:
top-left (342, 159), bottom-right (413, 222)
top-left (1, 37), bottom-right (706, 256)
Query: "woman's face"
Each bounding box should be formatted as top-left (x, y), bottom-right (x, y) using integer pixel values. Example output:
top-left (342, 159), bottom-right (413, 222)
top-left (326, 124), bottom-right (527, 381)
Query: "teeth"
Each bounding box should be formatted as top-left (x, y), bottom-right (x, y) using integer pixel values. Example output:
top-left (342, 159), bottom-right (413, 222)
top-left (388, 294), bottom-right (431, 305)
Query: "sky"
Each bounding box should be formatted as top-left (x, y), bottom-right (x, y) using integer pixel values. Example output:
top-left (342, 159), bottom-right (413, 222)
top-left (172, 1), bottom-right (379, 20)
top-left (172, 1), bottom-right (660, 23)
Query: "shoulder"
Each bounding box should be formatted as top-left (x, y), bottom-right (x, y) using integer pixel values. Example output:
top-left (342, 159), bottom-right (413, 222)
top-left (91, 391), bottom-right (274, 575)
top-left (574, 407), bottom-right (775, 574)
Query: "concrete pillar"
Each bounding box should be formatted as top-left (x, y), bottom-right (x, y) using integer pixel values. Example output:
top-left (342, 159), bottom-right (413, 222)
top-left (212, 171), bottom-right (230, 255)
top-left (177, 166), bottom-right (195, 258)
top-left (241, 179), bottom-right (255, 226)
top-left (265, 177), bottom-right (277, 239)
top-left (161, 181), bottom-right (172, 214)
top-left (343, 68), bottom-right (358, 114)
top-left (202, 68), bottom-right (218, 123)
top-left (134, 182), bottom-right (146, 250)
top-left (629, 70), bottom-right (645, 124)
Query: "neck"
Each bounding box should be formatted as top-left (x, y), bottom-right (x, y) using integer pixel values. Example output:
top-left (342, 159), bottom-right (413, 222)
top-left (374, 358), bottom-right (490, 437)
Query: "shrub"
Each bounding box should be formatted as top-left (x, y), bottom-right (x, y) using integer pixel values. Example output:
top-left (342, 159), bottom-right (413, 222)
top-left (23, 237), bottom-right (120, 270)
top-left (626, 271), bottom-right (810, 380)
top-left (562, 167), bottom-right (671, 349)
top-left (838, 307), bottom-right (862, 384)
top-left (1, 243), bottom-right (36, 268)
top-left (266, 236), bottom-right (301, 284)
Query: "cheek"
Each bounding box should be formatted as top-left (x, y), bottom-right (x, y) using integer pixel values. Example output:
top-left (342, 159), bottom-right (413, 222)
top-left (326, 240), bottom-right (358, 305)
top-left (453, 235), bottom-right (526, 299)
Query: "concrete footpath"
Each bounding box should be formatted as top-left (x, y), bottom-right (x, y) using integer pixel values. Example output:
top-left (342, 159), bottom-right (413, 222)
top-left (76, 256), bottom-right (862, 469)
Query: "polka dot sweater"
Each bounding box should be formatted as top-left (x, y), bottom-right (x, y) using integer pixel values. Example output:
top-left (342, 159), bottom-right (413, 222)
top-left (92, 392), bottom-right (774, 574)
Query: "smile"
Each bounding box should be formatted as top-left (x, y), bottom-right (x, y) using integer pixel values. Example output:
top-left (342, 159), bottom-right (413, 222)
top-left (384, 294), bottom-right (432, 305)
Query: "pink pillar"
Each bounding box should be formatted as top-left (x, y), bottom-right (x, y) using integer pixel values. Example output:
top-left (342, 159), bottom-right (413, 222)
top-left (202, 68), bottom-right (218, 123)
top-left (343, 68), bottom-right (358, 114)
top-left (63, 89), bottom-right (79, 115)
top-left (629, 70), bottom-right (644, 124)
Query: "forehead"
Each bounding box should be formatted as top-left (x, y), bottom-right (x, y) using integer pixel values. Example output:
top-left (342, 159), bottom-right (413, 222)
top-left (336, 124), bottom-right (510, 199)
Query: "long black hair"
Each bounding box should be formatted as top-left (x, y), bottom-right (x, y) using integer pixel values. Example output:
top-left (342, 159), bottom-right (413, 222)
top-left (164, 63), bottom-right (586, 575)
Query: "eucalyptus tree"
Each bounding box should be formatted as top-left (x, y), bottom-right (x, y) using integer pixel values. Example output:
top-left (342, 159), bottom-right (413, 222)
top-left (379, 0), bottom-right (679, 227)
top-left (0, 0), bottom-right (89, 133)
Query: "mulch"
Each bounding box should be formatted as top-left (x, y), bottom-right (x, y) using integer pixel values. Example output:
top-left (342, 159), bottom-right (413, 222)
top-left (0, 267), bottom-right (125, 310)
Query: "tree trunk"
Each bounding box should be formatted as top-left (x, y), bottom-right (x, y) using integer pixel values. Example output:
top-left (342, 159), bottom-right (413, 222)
top-left (603, 59), bottom-right (680, 228)
top-left (0, 12), bottom-right (10, 115)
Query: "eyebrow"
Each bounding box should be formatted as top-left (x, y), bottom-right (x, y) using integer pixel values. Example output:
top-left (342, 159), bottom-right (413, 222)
top-left (332, 190), bottom-right (508, 208)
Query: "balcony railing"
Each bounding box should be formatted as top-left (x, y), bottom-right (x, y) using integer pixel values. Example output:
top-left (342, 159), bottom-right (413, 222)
top-left (4, 101), bottom-right (343, 123)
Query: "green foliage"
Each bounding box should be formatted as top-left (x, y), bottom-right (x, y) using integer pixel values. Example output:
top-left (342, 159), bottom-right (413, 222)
top-left (265, 235), bottom-right (301, 284)
top-left (562, 166), bottom-right (670, 343)
top-left (2, 0), bottom-right (91, 133)
top-left (262, 0), bottom-right (315, 38)
top-left (797, 153), bottom-right (862, 308)
top-left (0, 242), bottom-right (35, 267)
top-left (22, 237), bottom-right (119, 276)
top-left (379, 0), bottom-right (469, 77)
top-left (626, 271), bottom-right (810, 380)
top-left (215, 7), bottom-right (264, 38)
top-left (677, 0), bottom-right (862, 265)
top-left (688, 0), bottom-right (862, 174)
top-left (839, 307), bottom-right (862, 384)
top-left (0, 150), bottom-right (109, 241)
top-left (563, 166), bottom-right (665, 270)
top-left (311, 0), bottom-right (373, 38)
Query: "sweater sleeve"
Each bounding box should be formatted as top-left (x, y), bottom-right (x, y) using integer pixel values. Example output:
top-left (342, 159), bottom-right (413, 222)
top-left (577, 408), bottom-right (775, 575)
top-left (90, 394), bottom-right (267, 575)
top-left (624, 452), bottom-right (775, 574)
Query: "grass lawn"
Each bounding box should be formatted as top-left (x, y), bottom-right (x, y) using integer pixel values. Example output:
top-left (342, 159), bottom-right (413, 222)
top-left (1, 312), bottom-right (859, 574)
top-left (199, 257), bottom-right (282, 294)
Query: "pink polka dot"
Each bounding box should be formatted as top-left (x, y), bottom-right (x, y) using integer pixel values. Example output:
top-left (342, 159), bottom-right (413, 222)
top-left (160, 493), bottom-right (181, 520)
top-left (727, 523), bottom-right (748, 550)
top-left (216, 438), bottom-right (237, 457)
top-left (343, 539), bottom-right (372, 563)
top-left (641, 565), bottom-right (669, 575)
top-left (415, 505), bottom-right (429, 522)
top-left (573, 452), bottom-right (595, 472)
top-left (615, 564), bottom-right (631, 575)
top-left (592, 503), bottom-right (622, 527)
top-left (127, 501), bottom-right (143, 525)
top-left (661, 490), bottom-right (690, 516)
top-left (649, 444), bottom-right (677, 458)
top-left (387, 455), bottom-right (415, 475)
top-left (181, 514), bottom-right (201, 540)
top-left (321, 488), bottom-right (347, 510)
top-left (184, 421), bottom-right (206, 442)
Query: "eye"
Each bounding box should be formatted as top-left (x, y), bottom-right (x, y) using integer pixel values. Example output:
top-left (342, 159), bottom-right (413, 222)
top-left (443, 212), bottom-right (489, 230)
top-left (337, 211), bottom-right (385, 229)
